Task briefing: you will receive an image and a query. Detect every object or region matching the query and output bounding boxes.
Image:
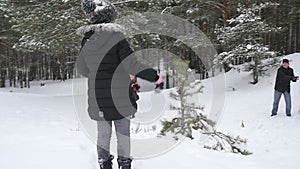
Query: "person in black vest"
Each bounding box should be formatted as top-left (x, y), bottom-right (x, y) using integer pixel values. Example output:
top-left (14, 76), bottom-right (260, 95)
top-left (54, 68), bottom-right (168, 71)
top-left (271, 59), bottom-right (298, 117)
top-left (76, 0), bottom-right (164, 169)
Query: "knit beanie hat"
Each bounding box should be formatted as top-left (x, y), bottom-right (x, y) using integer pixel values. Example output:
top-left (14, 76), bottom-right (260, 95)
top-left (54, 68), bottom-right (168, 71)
top-left (282, 59), bottom-right (289, 64)
top-left (81, 0), bottom-right (118, 24)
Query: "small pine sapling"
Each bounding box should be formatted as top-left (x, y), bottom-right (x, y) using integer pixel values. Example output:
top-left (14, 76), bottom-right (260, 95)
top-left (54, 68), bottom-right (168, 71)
top-left (161, 60), bottom-right (250, 155)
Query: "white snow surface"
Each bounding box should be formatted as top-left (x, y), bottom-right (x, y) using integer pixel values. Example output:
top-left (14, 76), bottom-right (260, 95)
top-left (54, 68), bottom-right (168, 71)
top-left (1, 53), bottom-right (300, 169)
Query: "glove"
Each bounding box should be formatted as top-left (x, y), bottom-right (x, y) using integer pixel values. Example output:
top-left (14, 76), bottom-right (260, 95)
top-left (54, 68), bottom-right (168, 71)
top-left (155, 76), bottom-right (164, 92)
top-left (292, 76), bottom-right (299, 82)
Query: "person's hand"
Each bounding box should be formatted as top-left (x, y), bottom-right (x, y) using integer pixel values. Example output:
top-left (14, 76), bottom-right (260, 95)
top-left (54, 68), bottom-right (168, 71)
top-left (292, 76), bottom-right (299, 82)
top-left (155, 76), bottom-right (164, 84)
top-left (155, 76), bottom-right (164, 92)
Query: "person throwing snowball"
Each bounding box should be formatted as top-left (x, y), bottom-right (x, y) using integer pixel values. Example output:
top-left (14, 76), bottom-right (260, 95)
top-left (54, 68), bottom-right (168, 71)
top-left (271, 59), bottom-right (299, 117)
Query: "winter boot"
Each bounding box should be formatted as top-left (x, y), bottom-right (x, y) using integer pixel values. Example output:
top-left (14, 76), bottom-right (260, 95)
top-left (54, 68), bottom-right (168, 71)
top-left (117, 158), bottom-right (132, 169)
top-left (99, 155), bottom-right (114, 169)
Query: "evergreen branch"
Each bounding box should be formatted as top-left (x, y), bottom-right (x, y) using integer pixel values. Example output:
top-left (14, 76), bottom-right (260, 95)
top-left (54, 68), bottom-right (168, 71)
top-left (113, 0), bottom-right (142, 5)
top-left (202, 130), bottom-right (251, 155)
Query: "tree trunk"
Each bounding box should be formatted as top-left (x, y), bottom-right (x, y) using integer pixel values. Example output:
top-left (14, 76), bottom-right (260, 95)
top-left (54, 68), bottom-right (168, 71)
top-left (224, 0), bottom-right (229, 27)
top-left (252, 58), bottom-right (259, 84)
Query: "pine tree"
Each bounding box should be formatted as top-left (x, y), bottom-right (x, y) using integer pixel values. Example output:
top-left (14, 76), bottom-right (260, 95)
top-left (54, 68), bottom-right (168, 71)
top-left (9, 0), bottom-right (85, 53)
top-left (0, 0), bottom-right (18, 87)
top-left (161, 60), bottom-right (250, 155)
top-left (161, 60), bottom-right (208, 139)
top-left (215, 2), bottom-right (279, 84)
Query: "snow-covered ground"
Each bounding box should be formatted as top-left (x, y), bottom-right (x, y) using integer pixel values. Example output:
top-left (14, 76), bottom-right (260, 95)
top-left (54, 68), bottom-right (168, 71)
top-left (1, 53), bottom-right (300, 169)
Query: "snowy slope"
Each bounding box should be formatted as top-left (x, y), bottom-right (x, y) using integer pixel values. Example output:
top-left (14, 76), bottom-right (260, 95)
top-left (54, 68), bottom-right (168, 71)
top-left (0, 53), bottom-right (300, 169)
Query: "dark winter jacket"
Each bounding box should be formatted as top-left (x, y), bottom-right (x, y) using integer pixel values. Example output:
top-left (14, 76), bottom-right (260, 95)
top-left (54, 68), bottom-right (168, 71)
top-left (274, 66), bottom-right (296, 93)
top-left (76, 23), bottom-right (159, 121)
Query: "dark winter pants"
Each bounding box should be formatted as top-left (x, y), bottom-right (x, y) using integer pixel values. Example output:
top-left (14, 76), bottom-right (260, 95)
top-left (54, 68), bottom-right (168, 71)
top-left (97, 117), bottom-right (131, 160)
top-left (271, 90), bottom-right (291, 116)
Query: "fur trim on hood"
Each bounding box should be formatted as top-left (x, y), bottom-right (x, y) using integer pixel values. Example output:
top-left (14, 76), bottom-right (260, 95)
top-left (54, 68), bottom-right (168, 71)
top-left (76, 23), bottom-right (124, 37)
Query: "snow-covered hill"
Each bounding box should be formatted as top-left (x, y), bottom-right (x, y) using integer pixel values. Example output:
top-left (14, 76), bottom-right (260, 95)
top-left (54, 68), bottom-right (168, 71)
top-left (0, 53), bottom-right (300, 169)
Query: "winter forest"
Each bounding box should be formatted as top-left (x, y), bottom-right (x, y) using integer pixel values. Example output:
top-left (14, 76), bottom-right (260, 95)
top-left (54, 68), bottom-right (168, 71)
top-left (0, 0), bottom-right (299, 87)
top-left (1, 0), bottom-right (300, 169)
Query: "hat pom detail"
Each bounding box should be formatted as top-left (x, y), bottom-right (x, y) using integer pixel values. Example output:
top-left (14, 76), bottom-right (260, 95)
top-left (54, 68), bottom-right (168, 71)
top-left (81, 0), bottom-right (118, 24)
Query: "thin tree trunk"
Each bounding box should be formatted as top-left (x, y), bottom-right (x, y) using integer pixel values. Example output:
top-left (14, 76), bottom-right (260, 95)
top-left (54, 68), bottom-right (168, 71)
top-left (224, 0), bottom-right (229, 27)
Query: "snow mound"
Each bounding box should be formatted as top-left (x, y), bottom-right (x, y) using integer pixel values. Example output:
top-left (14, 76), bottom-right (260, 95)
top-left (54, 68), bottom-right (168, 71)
top-left (0, 53), bottom-right (300, 169)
